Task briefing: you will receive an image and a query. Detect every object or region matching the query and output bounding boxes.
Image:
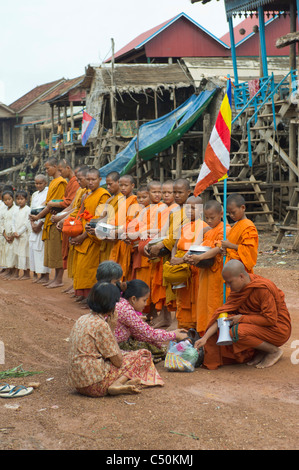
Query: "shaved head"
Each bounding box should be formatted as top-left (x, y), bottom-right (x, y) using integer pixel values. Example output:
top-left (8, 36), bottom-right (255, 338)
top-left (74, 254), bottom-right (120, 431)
top-left (204, 200), bottom-right (222, 213)
top-left (187, 195), bottom-right (202, 204)
top-left (222, 260), bottom-right (247, 277)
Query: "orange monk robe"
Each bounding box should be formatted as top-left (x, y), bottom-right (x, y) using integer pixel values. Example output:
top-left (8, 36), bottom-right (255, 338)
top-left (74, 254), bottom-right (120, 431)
top-left (96, 192), bottom-right (125, 263)
top-left (109, 194), bottom-right (139, 280)
top-left (129, 202), bottom-right (166, 312)
top-left (160, 206), bottom-right (190, 308)
top-left (196, 222), bottom-right (231, 336)
top-left (142, 203), bottom-right (179, 311)
top-left (73, 187), bottom-right (110, 292)
top-left (60, 176), bottom-right (80, 270)
top-left (225, 218), bottom-right (259, 273)
top-left (66, 187), bottom-right (88, 279)
top-left (42, 176), bottom-right (67, 242)
top-left (202, 274), bottom-right (292, 370)
top-left (175, 219), bottom-right (209, 330)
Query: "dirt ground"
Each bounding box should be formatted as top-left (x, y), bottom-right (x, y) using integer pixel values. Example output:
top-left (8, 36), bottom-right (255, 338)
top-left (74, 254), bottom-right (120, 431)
top-left (0, 231), bottom-right (298, 452)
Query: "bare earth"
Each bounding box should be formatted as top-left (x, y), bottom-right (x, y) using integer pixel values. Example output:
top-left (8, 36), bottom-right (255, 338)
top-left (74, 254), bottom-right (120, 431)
top-left (0, 231), bottom-right (298, 451)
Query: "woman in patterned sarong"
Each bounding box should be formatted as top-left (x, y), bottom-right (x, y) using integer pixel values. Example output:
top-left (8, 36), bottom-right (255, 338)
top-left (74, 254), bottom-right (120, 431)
top-left (68, 283), bottom-right (164, 397)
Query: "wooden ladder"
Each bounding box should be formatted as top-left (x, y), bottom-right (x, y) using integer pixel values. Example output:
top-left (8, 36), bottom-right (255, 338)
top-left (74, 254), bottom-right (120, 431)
top-left (212, 175), bottom-right (276, 231)
top-left (273, 187), bottom-right (299, 250)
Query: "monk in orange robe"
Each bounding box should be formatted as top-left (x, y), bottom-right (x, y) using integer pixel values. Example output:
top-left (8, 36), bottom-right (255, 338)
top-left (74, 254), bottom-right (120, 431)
top-left (129, 182), bottom-right (166, 314)
top-left (30, 157), bottom-right (67, 288)
top-left (195, 260), bottom-right (292, 370)
top-left (47, 159), bottom-right (80, 271)
top-left (144, 179), bottom-right (191, 327)
top-left (221, 194), bottom-right (258, 273)
top-left (71, 168), bottom-right (110, 302)
top-left (109, 175), bottom-right (139, 281)
top-left (170, 196), bottom-right (208, 330)
top-left (184, 200), bottom-right (231, 335)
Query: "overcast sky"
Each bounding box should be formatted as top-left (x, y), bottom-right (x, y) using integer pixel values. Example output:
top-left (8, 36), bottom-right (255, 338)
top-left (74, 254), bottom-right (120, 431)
top-left (0, 0), bottom-right (240, 105)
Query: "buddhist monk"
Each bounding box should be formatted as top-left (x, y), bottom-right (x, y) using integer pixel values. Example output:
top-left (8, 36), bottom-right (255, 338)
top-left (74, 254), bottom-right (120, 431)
top-left (71, 168), bottom-right (110, 304)
top-left (129, 181), bottom-right (166, 315)
top-left (45, 159), bottom-right (80, 273)
top-left (57, 166), bottom-right (89, 294)
top-left (195, 260), bottom-right (292, 370)
top-left (184, 200), bottom-right (231, 335)
top-left (30, 157), bottom-right (67, 288)
top-left (109, 175), bottom-right (139, 280)
top-left (169, 196), bottom-right (208, 330)
top-left (87, 171), bottom-right (125, 263)
top-left (221, 194), bottom-right (258, 273)
top-left (144, 178), bottom-right (191, 328)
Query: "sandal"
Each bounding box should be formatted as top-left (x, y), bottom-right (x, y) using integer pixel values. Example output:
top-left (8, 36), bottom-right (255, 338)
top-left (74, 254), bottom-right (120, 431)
top-left (0, 383), bottom-right (16, 393)
top-left (0, 385), bottom-right (33, 398)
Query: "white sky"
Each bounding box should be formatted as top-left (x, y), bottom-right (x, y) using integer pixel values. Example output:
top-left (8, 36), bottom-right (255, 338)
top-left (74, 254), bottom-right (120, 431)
top-left (0, 0), bottom-right (240, 105)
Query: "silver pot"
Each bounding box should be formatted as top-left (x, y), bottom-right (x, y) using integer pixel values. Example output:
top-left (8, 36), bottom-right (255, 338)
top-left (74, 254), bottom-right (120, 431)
top-left (187, 244), bottom-right (215, 268)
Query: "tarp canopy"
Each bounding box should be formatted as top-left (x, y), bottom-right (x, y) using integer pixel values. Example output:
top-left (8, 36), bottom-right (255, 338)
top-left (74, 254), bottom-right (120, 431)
top-left (99, 89), bottom-right (217, 185)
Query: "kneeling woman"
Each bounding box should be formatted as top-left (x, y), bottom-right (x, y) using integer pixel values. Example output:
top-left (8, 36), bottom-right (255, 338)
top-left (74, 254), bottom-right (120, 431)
top-left (68, 282), bottom-right (164, 397)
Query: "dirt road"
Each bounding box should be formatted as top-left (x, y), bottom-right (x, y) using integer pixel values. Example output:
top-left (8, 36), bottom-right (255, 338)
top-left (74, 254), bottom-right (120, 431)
top-left (0, 232), bottom-right (298, 451)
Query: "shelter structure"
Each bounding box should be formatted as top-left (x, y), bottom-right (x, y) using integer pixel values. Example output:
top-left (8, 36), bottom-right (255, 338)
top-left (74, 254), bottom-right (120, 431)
top-left (190, 0), bottom-right (299, 248)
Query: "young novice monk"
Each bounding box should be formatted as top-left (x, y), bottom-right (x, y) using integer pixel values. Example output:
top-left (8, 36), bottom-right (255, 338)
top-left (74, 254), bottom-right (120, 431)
top-left (169, 196), bottom-right (208, 330)
top-left (184, 200), bottom-right (231, 336)
top-left (221, 194), bottom-right (258, 273)
top-left (12, 190), bottom-right (31, 280)
top-left (109, 175), bottom-right (139, 280)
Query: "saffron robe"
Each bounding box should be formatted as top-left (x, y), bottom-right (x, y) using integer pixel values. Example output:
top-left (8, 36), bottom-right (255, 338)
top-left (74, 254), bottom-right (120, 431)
top-left (139, 203), bottom-right (179, 311)
top-left (73, 187), bottom-right (110, 291)
top-left (225, 218), bottom-right (258, 273)
top-left (61, 176), bottom-right (80, 269)
top-left (109, 194), bottom-right (139, 280)
top-left (174, 219), bottom-right (208, 330)
top-left (66, 187), bottom-right (88, 279)
top-left (42, 176), bottom-right (67, 242)
top-left (203, 274), bottom-right (292, 370)
top-left (97, 192), bottom-right (125, 263)
top-left (196, 222), bottom-right (231, 336)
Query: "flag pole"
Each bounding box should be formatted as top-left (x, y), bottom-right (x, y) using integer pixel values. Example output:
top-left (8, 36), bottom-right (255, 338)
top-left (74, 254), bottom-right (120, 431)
top-left (222, 75), bottom-right (231, 303)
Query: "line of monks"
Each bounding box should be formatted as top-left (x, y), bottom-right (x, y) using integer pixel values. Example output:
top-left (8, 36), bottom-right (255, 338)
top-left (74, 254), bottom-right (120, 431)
top-left (30, 157), bottom-right (259, 335)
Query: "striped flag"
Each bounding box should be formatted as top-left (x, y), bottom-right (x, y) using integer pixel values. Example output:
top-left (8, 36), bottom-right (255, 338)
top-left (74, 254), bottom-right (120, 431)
top-left (194, 80), bottom-right (232, 196)
top-left (81, 111), bottom-right (96, 146)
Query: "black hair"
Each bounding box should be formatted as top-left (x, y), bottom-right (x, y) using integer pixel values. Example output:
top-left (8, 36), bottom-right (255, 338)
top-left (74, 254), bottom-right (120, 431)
top-left (122, 279), bottom-right (150, 300)
top-left (87, 282), bottom-right (120, 314)
top-left (106, 171), bottom-right (120, 182)
top-left (16, 190), bottom-right (28, 199)
top-left (227, 193), bottom-right (246, 207)
top-left (96, 261), bottom-right (123, 283)
top-left (2, 190), bottom-right (14, 199)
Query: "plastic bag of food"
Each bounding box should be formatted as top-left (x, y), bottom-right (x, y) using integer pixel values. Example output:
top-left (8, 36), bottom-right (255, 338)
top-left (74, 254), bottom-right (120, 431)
top-left (164, 340), bottom-right (199, 372)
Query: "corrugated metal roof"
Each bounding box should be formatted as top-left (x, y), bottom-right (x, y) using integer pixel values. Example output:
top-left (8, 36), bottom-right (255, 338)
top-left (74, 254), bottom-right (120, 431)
top-left (40, 76), bottom-right (85, 103)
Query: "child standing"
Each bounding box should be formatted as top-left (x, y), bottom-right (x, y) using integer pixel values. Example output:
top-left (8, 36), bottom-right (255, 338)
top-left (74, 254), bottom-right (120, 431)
top-left (13, 190), bottom-right (31, 280)
top-left (2, 190), bottom-right (18, 279)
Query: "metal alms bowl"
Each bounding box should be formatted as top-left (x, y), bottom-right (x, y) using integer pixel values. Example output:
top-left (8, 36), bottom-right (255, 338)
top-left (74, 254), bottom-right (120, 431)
top-left (187, 244), bottom-right (215, 268)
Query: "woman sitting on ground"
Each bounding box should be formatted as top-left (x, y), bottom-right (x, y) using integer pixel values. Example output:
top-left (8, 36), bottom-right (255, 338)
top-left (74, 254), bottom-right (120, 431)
top-left (68, 282), bottom-right (164, 397)
top-left (96, 261), bottom-right (188, 357)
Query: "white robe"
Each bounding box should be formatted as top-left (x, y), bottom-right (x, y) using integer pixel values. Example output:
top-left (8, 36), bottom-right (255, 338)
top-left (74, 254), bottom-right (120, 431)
top-left (0, 201), bottom-right (7, 267)
top-left (29, 187), bottom-right (50, 274)
top-left (13, 205), bottom-right (31, 270)
top-left (3, 203), bottom-right (19, 268)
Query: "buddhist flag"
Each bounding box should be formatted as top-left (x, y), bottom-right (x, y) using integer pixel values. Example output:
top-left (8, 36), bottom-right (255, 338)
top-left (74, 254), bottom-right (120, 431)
top-left (194, 80), bottom-right (231, 196)
top-left (81, 111), bottom-right (96, 146)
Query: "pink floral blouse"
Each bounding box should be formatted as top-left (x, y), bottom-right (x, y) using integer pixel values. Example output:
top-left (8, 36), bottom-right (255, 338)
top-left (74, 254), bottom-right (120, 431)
top-left (114, 298), bottom-right (176, 347)
top-left (68, 312), bottom-right (120, 389)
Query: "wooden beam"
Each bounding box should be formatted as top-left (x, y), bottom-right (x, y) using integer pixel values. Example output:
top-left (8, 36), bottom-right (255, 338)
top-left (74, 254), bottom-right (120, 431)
top-left (276, 31), bottom-right (299, 48)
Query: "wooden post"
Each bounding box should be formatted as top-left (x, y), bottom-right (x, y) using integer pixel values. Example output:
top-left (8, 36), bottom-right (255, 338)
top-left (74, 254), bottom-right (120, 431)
top-left (202, 113), bottom-right (210, 157)
top-left (289, 1), bottom-right (297, 203)
top-left (135, 104), bottom-right (141, 186)
top-left (176, 142), bottom-right (184, 178)
top-left (110, 38), bottom-right (117, 160)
